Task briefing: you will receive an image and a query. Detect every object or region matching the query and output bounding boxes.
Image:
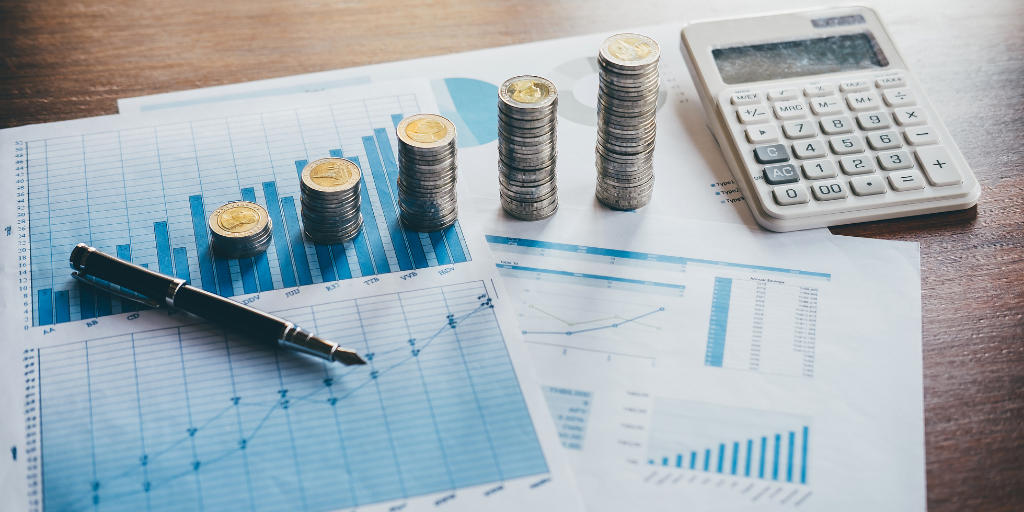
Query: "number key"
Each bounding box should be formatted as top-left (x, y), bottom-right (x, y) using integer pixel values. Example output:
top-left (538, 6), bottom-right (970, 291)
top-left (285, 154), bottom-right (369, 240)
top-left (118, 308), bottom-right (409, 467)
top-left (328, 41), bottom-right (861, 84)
top-left (783, 120), bottom-right (816, 139)
top-left (856, 112), bottom-right (892, 130)
top-left (820, 115), bottom-right (854, 135)
top-left (801, 159), bottom-right (838, 180)
top-left (773, 184), bottom-right (810, 206)
top-left (840, 155), bottom-right (876, 175)
top-left (877, 150), bottom-right (913, 171)
top-left (867, 130), bottom-right (902, 150)
top-left (811, 180), bottom-right (849, 201)
top-left (829, 135), bottom-right (865, 155)
top-left (792, 140), bottom-right (827, 159)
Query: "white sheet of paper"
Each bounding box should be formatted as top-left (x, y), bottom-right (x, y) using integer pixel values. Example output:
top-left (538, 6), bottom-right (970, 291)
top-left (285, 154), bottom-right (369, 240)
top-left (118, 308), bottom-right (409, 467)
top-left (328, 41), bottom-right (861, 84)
top-left (116, 23), bottom-right (821, 232)
top-left (472, 199), bottom-right (925, 512)
top-left (0, 80), bottom-right (586, 512)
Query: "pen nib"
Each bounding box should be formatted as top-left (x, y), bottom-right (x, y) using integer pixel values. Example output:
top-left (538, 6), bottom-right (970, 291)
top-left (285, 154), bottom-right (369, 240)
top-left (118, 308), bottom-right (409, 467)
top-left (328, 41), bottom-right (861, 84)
top-left (333, 348), bottom-right (367, 366)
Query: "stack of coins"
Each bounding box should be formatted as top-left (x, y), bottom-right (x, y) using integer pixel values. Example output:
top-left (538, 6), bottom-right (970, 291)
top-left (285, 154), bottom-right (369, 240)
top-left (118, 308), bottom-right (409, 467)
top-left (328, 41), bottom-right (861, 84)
top-left (595, 33), bottom-right (661, 210)
top-left (497, 75), bottom-right (559, 221)
top-left (396, 114), bottom-right (459, 231)
top-left (299, 158), bottom-right (363, 244)
top-left (208, 201), bottom-right (273, 258)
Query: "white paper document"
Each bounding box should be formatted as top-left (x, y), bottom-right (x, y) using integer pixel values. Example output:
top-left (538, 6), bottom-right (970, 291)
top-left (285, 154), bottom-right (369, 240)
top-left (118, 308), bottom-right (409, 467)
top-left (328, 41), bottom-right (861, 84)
top-left (474, 201), bottom-right (925, 512)
top-left (0, 80), bottom-right (586, 512)
top-left (118, 23), bottom-right (781, 230)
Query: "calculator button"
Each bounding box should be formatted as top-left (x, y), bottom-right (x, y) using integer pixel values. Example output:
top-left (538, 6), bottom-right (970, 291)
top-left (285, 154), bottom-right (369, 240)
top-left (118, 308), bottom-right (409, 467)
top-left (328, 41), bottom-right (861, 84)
top-left (820, 116), bottom-right (854, 135)
top-left (867, 131), bottom-right (902, 151)
top-left (754, 144), bottom-right (789, 164)
top-left (877, 150), bottom-right (913, 171)
top-left (829, 135), bottom-right (865, 155)
top-left (737, 106), bottom-right (770, 124)
top-left (904, 126), bottom-right (939, 146)
top-left (846, 92), bottom-right (881, 111)
top-left (804, 84), bottom-right (834, 97)
top-left (783, 120), bottom-right (816, 139)
top-left (763, 164), bottom-right (799, 185)
top-left (840, 80), bottom-right (870, 93)
top-left (915, 146), bottom-right (962, 186)
top-left (774, 100), bottom-right (808, 120)
top-left (768, 88), bottom-right (799, 101)
top-left (809, 96), bottom-right (844, 115)
top-left (731, 92), bottom-right (763, 105)
top-left (893, 107), bottom-right (928, 126)
top-left (773, 184), bottom-right (810, 205)
top-left (801, 159), bottom-right (838, 180)
top-left (882, 88), bottom-right (917, 107)
top-left (888, 170), bottom-right (926, 191)
top-left (840, 155), bottom-right (876, 175)
top-left (850, 175), bottom-right (887, 196)
top-left (792, 140), bottom-right (827, 159)
top-left (875, 75), bottom-right (906, 89)
top-left (856, 112), bottom-right (892, 130)
top-left (810, 180), bottom-right (849, 201)
top-left (746, 124), bottom-right (780, 144)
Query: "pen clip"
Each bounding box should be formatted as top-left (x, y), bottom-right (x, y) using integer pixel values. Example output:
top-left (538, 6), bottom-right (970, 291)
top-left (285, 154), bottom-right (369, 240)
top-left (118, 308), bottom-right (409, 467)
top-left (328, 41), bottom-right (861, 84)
top-left (71, 271), bottom-right (163, 309)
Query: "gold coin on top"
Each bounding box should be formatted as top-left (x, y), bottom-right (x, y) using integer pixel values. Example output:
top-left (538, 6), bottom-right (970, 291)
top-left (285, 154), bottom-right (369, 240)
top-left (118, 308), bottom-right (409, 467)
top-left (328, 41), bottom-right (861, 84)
top-left (600, 33), bottom-right (660, 67)
top-left (396, 114), bottom-right (457, 149)
top-left (510, 79), bottom-right (549, 103)
top-left (209, 201), bottom-right (269, 239)
top-left (499, 75), bottom-right (557, 110)
top-left (301, 158), bottom-right (361, 193)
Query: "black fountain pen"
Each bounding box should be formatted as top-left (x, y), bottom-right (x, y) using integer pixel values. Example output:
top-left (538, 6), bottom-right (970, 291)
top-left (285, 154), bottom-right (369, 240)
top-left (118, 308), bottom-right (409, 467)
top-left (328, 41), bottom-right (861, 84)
top-left (70, 243), bottom-right (366, 366)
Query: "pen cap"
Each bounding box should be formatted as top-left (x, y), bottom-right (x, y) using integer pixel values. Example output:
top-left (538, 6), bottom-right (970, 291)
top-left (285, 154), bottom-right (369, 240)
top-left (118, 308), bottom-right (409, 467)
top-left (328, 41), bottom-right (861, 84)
top-left (70, 243), bottom-right (178, 305)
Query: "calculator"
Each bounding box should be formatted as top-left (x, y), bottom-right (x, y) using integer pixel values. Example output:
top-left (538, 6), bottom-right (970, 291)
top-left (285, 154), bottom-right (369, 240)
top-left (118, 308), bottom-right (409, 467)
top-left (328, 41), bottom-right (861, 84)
top-left (679, 7), bottom-right (980, 231)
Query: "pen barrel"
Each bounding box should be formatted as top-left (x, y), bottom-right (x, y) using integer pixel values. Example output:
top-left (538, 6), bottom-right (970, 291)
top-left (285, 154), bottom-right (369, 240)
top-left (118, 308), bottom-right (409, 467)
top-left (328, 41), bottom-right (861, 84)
top-left (171, 286), bottom-right (288, 342)
top-left (70, 244), bottom-right (176, 304)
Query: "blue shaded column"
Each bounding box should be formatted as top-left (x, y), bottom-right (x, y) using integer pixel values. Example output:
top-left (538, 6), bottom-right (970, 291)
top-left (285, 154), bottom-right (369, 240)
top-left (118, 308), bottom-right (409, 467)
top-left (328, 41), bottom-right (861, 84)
top-left (717, 443), bottom-right (725, 473)
top-left (661, 457), bottom-right (668, 466)
top-left (362, 135), bottom-right (414, 271)
top-left (801, 426), bottom-right (809, 484)
top-left (261, 182), bottom-right (298, 288)
top-left (172, 248), bottom-right (190, 284)
top-left (37, 289), bottom-right (53, 326)
top-left (95, 290), bottom-right (112, 317)
top-left (690, 451), bottom-right (697, 469)
top-left (773, 434), bottom-right (781, 480)
top-left (280, 196), bottom-right (313, 286)
top-left (704, 449), bottom-right (711, 471)
top-left (705, 277), bottom-right (732, 367)
top-left (294, 159), bottom-right (308, 179)
top-left (787, 431), bottom-right (795, 482)
top-left (240, 187), bottom-right (275, 292)
top-left (731, 442), bottom-right (739, 475)
top-left (116, 244), bottom-right (137, 312)
top-left (676, 454), bottom-right (683, 468)
top-left (759, 437), bottom-right (767, 478)
top-left (238, 258), bottom-right (258, 294)
top-left (373, 129), bottom-right (428, 268)
top-left (391, 114), bottom-right (404, 128)
top-left (188, 195), bottom-right (219, 292)
top-left (429, 231), bottom-right (452, 265)
top-left (350, 157), bottom-right (390, 274)
top-left (153, 221), bottom-right (173, 276)
top-left (330, 245), bottom-right (352, 280)
top-left (328, 150), bottom-right (374, 278)
top-left (54, 291), bottom-right (70, 323)
top-left (745, 439), bottom-right (753, 477)
top-left (213, 256), bottom-right (234, 296)
top-left (78, 281), bottom-right (95, 319)
top-left (442, 224), bottom-right (467, 263)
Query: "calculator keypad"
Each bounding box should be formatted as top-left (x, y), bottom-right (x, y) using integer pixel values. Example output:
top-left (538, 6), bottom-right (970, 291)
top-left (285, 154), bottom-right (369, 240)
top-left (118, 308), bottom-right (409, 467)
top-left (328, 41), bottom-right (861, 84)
top-left (721, 70), bottom-right (975, 219)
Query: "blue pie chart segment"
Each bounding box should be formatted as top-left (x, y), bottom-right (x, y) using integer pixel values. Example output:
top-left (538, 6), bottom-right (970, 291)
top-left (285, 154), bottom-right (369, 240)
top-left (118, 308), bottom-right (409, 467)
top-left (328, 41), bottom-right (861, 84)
top-left (433, 78), bottom-right (498, 148)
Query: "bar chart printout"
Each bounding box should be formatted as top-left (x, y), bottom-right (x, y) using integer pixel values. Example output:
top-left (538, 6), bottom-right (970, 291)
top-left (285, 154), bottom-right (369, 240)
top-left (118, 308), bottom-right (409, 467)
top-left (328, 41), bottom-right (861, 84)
top-left (26, 95), bottom-right (471, 327)
top-left (645, 398), bottom-right (811, 485)
top-left (33, 282), bottom-right (549, 512)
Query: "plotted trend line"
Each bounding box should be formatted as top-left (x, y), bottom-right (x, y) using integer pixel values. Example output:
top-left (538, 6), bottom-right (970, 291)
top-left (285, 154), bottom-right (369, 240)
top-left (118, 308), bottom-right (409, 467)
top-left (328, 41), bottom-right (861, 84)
top-left (67, 302), bottom-right (494, 512)
top-left (522, 307), bottom-right (666, 336)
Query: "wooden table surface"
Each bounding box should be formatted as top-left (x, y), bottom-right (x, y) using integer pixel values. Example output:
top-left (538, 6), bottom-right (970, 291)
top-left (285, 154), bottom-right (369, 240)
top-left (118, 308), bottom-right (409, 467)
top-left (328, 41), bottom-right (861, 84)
top-left (1, 0), bottom-right (1021, 509)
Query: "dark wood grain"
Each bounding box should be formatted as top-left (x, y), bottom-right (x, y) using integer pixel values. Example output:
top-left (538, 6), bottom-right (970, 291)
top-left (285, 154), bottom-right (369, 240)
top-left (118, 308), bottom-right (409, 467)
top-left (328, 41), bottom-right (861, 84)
top-left (1, 0), bottom-right (1022, 510)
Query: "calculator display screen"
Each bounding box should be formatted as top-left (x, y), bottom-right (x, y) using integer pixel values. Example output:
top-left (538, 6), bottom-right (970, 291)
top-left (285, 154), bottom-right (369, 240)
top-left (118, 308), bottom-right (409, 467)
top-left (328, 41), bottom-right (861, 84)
top-left (712, 33), bottom-right (888, 84)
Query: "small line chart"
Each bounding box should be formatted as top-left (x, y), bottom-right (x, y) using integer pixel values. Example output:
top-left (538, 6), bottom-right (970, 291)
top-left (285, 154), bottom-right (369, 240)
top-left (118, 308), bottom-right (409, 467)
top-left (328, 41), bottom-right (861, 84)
top-left (522, 305), bottom-right (666, 336)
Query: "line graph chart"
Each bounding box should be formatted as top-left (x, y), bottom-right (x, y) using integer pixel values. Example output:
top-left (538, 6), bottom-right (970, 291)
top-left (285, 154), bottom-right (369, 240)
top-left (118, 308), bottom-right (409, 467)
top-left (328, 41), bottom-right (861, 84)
top-left (25, 94), bottom-right (471, 327)
top-left (521, 305), bottom-right (665, 336)
top-left (33, 281), bottom-right (547, 512)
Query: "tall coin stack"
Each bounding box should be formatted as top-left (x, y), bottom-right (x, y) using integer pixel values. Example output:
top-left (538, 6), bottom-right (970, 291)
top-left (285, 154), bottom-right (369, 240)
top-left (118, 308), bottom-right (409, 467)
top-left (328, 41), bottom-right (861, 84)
top-left (208, 201), bottom-right (273, 259)
top-left (497, 75), bottom-right (559, 221)
top-left (595, 33), bottom-right (661, 210)
top-left (396, 114), bottom-right (459, 231)
top-left (299, 158), bottom-right (364, 244)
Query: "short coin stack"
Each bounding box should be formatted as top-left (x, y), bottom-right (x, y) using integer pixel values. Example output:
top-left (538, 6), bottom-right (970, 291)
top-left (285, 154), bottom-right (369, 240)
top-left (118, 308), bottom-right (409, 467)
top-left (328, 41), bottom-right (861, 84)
top-left (299, 158), bottom-right (363, 244)
top-left (208, 201), bottom-right (273, 259)
top-left (595, 33), bottom-right (661, 210)
top-left (497, 75), bottom-right (559, 221)
top-left (396, 114), bottom-right (459, 231)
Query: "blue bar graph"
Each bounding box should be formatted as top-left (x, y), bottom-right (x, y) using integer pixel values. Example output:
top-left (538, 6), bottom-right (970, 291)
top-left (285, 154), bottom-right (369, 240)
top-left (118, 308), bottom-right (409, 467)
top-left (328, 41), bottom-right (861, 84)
top-left (690, 451), bottom-right (697, 469)
top-left (172, 248), bottom-right (190, 284)
top-left (352, 157), bottom-right (390, 275)
top-left (787, 431), bottom-right (795, 482)
top-left (153, 221), bottom-right (173, 275)
top-left (676, 454), bottom-right (683, 468)
top-left (214, 256), bottom-right (234, 296)
top-left (78, 282), bottom-right (95, 320)
top-left (238, 258), bottom-right (258, 294)
top-left (374, 129), bottom-right (430, 269)
top-left (188, 195), bottom-right (218, 293)
top-left (745, 439), bottom-right (753, 477)
top-left (430, 231), bottom-right (452, 265)
top-left (444, 224), bottom-right (468, 263)
top-left (801, 427), bottom-right (809, 484)
top-left (717, 443), bottom-right (725, 473)
top-left (280, 197), bottom-right (313, 286)
top-left (731, 442), bottom-right (739, 475)
top-left (773, 434), bottom-right (781, 480)
top-left (54, 290), bottom-right (70, 324)
top-left (37, 289), bottom-right (52, 326)
top-left (705, 277), bottom-right (731, 367)
top-left (760, 437), bottom-right (767, 478)
top-left (392, 113), bottom-right (404, 127)
top-left (262, 182), bottom-right (297, 289)
top-left (362, 135), bottom-right (414, 271)
top-left (662, 457), bottom-right (669, 466)
top-left (330, 245), bottom-right (352, 280)
top-left (704, 449), bottom-right (710, 471)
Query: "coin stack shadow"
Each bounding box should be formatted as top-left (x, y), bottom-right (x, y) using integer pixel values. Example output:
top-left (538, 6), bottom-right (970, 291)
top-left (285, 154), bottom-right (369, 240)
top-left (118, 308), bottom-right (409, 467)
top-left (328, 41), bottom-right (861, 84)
top-left (299, 158), bottom-right (364, 245)
top-left (595, 33), bottom-right (661, 210)
top-left (497, 75), bottom-right (559, 221)
top-left (396, 114), bottom-right (459, 231)
top-left (208, 201), bottom-right (273, 259)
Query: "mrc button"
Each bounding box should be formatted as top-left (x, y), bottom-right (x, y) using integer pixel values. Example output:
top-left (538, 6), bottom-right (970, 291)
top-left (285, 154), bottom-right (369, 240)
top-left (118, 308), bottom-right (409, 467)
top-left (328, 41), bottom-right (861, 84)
top-left (754, 143), bottom-right (789, 164)
top-left (763, 164), bottom-right (799, 185)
